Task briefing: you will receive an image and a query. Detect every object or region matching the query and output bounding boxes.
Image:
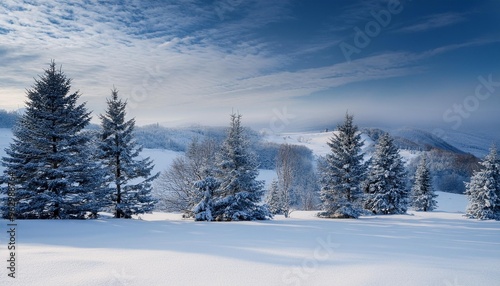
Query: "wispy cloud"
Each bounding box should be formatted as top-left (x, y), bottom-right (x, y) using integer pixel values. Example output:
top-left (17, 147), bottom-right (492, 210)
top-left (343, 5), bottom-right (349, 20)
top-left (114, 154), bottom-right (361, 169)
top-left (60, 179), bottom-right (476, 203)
top-left (326, 0), bottom-right (390, 32)
top-left (418, 37), bottom-right (500, 58)
top-left (395, 12), bottom-right (466, 33)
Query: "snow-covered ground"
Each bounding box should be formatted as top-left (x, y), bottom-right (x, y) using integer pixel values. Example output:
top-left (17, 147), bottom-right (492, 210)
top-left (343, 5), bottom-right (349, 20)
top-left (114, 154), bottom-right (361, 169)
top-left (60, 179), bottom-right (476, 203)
top-left (262, 131), bottom-right (336, 157)
top-left (140, 148), bottom-right (184, 176)
top-left (1, 192), bottom-right (499, 286)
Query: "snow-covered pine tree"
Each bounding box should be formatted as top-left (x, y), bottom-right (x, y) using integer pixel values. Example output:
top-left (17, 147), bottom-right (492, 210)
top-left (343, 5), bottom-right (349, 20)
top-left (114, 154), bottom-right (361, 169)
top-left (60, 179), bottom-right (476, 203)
top-left (0, 61), bottom-right (106, 219)
top-left (266, 179), bottom-right (286, 215)
top-left (192, 176), bottom-right (220, 221)
top-left (99, 88), bottom-right (158, 218)
top-left (363, 133), bottom-right (409, 215)
top-left (212, 113), bottom-right (271, 221)
top-left (319, 113), bottom-right (365, 218)
top-left (465, 145), bottom-right (500, 220)
top-left (411, 156), bottom-right (437, 211)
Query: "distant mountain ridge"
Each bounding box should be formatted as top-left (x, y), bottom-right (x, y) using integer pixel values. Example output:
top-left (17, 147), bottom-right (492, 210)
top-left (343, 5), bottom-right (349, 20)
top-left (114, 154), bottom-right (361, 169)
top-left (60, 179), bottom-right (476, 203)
top-left (362, 127), bottom-right (495, 158)
top-left (391, 128), bottom-right (465, 154)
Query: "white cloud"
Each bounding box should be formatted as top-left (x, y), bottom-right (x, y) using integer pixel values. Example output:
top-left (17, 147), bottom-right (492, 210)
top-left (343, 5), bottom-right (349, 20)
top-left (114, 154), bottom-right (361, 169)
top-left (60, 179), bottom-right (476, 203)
top-left (0, 0), bottom-right (498, 131)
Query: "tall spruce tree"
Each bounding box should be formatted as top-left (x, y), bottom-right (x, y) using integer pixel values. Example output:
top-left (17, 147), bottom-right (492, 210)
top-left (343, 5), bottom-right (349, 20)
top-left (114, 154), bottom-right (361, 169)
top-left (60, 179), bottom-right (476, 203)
top-left (1, 61), bottom-right (105, 219)
top-left (363, 133), bottom-right (409, 215)
top-left (212, 113), bottom-right (270, 221)
top-left (319, 113), bottom-right (365, 218)
top-left (465, 146), bottom-right (500, 220)
top-left (411, 156), bottom-right (438, 211)
top-left (99, 88), bottom-right (158, 218)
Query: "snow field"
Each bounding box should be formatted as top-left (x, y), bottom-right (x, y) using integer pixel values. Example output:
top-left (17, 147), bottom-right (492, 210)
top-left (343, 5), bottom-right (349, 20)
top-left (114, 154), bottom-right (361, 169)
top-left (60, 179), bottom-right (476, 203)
top-left (1, 191), bottom-right (499, 286)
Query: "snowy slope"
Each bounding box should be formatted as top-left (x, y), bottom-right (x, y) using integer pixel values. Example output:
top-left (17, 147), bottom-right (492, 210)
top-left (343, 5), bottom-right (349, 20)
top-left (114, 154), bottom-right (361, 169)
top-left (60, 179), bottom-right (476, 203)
top-left (0, 128), bottom-right (11, 154)
top-left (262, 131), bottom-right (375, 158)
top-left (0, 128), bottom-right (12, 173)
top-left (392, 128), bottom-right (465, 154)
top-left (140, 148), bottom-right (184, 176)
top-left (262, 131), bottom-right (421, 165)
top-left (433, 129), bottom-right (497, 158)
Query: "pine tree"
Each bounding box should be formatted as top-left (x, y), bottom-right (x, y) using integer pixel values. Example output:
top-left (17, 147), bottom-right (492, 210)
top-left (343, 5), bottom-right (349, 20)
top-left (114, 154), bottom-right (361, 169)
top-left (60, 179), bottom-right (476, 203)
top-left (99, 88), bottom-right (158, 218)
top-left (465, 146), bottom-right (500, 220)
top-left (1, 61), bottom-right (105, 219)
top-left (319, 113), bottom-right (365, 218)
top-left (266, 179), bottom-right (286, 215)
top-left (192, 176), bottom-right (219, 221)
top-left (411, 156), bottom-right (438, 211)
top-left (364, 133), bottom-right (409, 215)
top-left (212, 113), bottom-right (271, 221)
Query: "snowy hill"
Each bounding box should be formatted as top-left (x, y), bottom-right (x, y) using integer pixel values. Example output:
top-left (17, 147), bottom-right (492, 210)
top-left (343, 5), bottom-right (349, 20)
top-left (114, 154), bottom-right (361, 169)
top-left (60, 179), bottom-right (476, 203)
top-left (0, 128), bottom-right (11, 147)
top-left (0, 129), bottom-right (12, 173)
top-left (261, 131), bottom-right (376, 158)
top-left (134, 124), bottom-right (227, 151)
top-left (434, 129), bottom-right (498, 158)
top-left (260, 127), bottom-right (475, 161)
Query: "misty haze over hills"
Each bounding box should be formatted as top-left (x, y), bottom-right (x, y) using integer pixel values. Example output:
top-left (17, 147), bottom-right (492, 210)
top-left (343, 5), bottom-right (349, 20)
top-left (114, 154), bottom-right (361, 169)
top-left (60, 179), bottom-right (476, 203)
top-left (1, 107), bottom-right (496, 160)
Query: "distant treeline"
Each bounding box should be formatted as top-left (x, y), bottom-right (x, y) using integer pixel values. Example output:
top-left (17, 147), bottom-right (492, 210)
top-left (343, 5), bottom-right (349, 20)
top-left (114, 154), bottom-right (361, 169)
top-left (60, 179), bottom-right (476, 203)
top-left (133, 124), bottom-right (281, 170)
top-left (0, 109), bottom-right (19, 128)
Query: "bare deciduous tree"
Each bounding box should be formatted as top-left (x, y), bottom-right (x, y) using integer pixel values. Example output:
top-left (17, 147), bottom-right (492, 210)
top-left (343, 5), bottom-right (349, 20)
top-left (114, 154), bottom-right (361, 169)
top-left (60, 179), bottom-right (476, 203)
top-left (153, 138), bottom-right (218, 216)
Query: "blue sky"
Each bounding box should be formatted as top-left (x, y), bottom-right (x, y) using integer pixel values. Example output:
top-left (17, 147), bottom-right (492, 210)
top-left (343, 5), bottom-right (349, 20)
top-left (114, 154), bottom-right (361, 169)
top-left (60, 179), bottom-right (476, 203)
top-left (0, 0), bottom-right (499, 137)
